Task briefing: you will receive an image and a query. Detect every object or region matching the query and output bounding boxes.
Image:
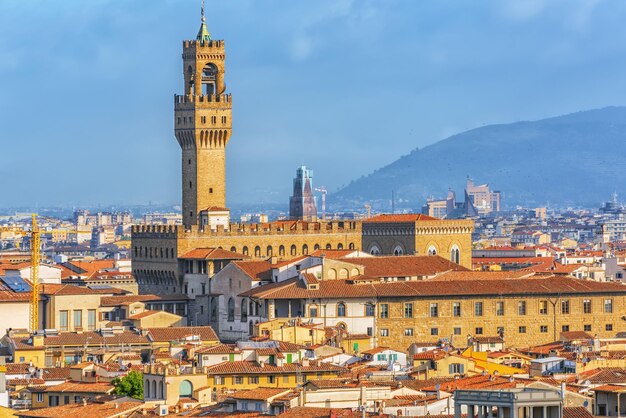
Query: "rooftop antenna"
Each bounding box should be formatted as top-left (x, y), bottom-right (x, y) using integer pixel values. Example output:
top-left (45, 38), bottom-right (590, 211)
top-left (391, 190), bottom-right (395, 214)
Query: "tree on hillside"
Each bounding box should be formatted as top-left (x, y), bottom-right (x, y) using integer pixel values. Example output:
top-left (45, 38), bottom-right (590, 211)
top-left (112, 370), bottom-right (143, 399)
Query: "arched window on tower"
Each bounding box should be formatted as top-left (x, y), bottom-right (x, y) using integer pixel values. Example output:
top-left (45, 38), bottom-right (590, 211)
top-left (202, 63), bottom-right (218, 95)
top-left (227, 298), bottom-right (235, 322)
top-left (450, 245), bottom-right (460, 264)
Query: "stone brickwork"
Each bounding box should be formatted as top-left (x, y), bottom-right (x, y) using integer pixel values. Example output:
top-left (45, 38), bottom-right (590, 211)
top-left (175, 38), bottom-right (231, 227)
top-left (132, 221), bottom-right (361, 294)
top-left (376, 293), bottom-right (625, 350)
top-left (362, 218), bottom-right (474, 268)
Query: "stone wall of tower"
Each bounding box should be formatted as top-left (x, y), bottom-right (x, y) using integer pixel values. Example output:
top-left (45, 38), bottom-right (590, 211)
top-left (175, 39), bottom-right (231, 227)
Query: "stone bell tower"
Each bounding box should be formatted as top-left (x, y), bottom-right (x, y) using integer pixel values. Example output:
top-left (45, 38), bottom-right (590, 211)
top-left (175, 3), bottom-right (232, 227)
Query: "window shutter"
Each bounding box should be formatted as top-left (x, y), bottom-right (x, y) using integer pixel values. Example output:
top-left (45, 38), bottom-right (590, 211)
top-left (460, 364), bottom-right (465, 373)
top-left (449, 364), bottom-right (454, 374)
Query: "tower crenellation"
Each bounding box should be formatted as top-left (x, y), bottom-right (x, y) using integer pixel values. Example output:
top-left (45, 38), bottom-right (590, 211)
top-left (175, 11), bottom-right (232, 228)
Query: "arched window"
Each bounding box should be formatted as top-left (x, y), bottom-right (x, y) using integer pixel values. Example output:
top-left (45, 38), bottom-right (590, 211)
top-left (201, 64), bottom-right (217, 95)
top-left (145, 379), bottom-right (150, 398)
top-left (427, 246), bottom-right (437, 256)
top-left (369, 245), bottom-right (381, 255)
top-left (393, 245), bottom-right (404, 256)
top-left (210, 297), bottom-right (218, 321)
top-left (349, 243), bottom-right (355, 250)
top-left (159, 381), bottom-right (164, 399)
top-left (151, 381), bottom-right (157, 399)
top-left (450, 245), bottom-right (460, 264)
top-left (266, 246), bottom-right (273, 257)
top-left (339, 268), bottom-right (349, 279)
top-left (227, 298), bottom-right (235, 322)
top-left (228, 278), bottom-right (233, 289)
top-left (249, 320), bottom-right (254, 336)
top-left (326, 243), bottom-right (332, 250)
top-left (302, 244), bottom-right (308, 255)
top-left (314, 244), bottom-right (320, 251)
top-left (338, 243), bottom-right (344, 250)
top-left (337, 302), bottom-right (346, 317)
top-left (230, 246), bottom-right (237, 253)
top-left (249, 300), bottom-right (255, 316)
top-left (242, 246), bottom-right (249, 256)
top-left (279, 245), bottom-right (285, 256)
top-left (179, 380), bottom-right (193, 397)
top-left (254, 246), bottom-right (261, 257)
top-left (241, 300), bottom-right (248, 322)
top-left (290, 245), bottom-right (297, 256)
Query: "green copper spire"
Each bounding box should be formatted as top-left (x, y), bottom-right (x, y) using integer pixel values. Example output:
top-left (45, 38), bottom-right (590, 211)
top-left (197, 0), bottom-right (212, 42)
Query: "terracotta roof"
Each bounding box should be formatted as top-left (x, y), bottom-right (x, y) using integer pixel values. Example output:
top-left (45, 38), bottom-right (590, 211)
top-left (413, 349), bottom-right (448, 361)
top-left (345, 255), bottom-right (468, 278)
top-left (560, 331), bottom-right (594, 341)
top-left (563, 407), bottom-right (594, 418)
top-left (146, 326), bottom-right (219, 343)
top-left (12, 331), bottom-right (149, 349)
top-left (432, 271), bottom-right (534, 281)
top-left (180, 247), bottom-right (248, 260)
top-left (8, 378), bottom-right (45, 386)
top-left (421, 375), bottom-right (519, 392)
top-left (204, 360), bottom-right (347, 375)
top-left (364, 214), bottom-right (438, 223)
top-left (18, 400), bottom-right (142, 418)
top-left (228, 387), bottom-right (291, 400)
top-left (241, 275), bottom-right (626, 300)
top-left (593, 384), bottom-right (626, 392)
top-left (277, 407), bottom-right (387, 418)
top-left (35, 381), bottom-right (114, 394)
top-left (197, 344), bottom-right (240, 355)
top-left (128, 310), bottom-right (179, 320)
top-left (231, 260), bottom-right (273, 282)
top-left (473, 336), bottom-right (504, 344)
top-left (100, 294), bottom-right (161, 307)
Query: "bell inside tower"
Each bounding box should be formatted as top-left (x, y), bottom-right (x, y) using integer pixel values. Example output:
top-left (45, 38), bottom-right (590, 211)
top-left (202, 63), bottom-right (217, 96)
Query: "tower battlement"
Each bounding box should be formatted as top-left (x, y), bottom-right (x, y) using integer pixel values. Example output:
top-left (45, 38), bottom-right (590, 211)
top-left (183, 220), bottom-right (361, 237)
top-left (174, 93), bottom-right (232, 110)
top-left (183, 39), bottom-right (225, 51)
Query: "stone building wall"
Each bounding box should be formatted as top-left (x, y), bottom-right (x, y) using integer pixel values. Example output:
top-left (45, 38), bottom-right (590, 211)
top-left (376, 293), bottom-right (626, 350)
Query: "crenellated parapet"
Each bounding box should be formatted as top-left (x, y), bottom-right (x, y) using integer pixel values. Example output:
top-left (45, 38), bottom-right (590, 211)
top-left (174, 93), bottom-right (232, 110)
top-left (131, 224), bottom-right (179, 239)
top-left (180, 220), bottom-right (362, 238)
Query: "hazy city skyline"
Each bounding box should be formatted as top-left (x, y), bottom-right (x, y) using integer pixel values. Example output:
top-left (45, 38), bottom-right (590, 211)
top-left (3, 0), bottom-right (626, 207)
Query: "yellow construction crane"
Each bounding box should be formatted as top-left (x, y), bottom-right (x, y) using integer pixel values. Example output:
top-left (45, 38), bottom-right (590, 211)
top-left (30, 214), bottom-right (40, 332)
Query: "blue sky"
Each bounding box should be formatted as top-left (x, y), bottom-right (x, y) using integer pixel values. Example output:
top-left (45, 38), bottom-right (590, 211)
top-left (2, 0), bottom-right (626, 208)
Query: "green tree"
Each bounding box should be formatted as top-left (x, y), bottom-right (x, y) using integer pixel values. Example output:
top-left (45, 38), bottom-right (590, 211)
top-left (112, 370), bottom-right (143, 399)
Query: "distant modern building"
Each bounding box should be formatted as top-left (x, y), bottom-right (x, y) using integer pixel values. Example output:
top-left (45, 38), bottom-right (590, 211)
top-left (422, 189), bottom-right (479, 219)
top-left (466, 177), bottom-right (501, 215)
top-left (288, 166), bottom-right (317, 221)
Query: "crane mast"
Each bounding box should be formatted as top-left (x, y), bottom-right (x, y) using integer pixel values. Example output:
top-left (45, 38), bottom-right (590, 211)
top-left (30, 214), bottom-right (40, 332)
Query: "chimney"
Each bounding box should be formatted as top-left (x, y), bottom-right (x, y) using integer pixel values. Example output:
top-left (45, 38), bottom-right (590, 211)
top-left (561, 382), bottom-right (566, 400)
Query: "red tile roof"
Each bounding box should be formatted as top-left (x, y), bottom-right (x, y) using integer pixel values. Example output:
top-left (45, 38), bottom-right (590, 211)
top-left (241, 275), bottom-right (626, 300)
top-left (232, 260), bottom-right (273, 282)
top-left (204, 360), bottom-right (346, 375)
top-left (18, 400), bottom-right (142, 418)
top-left (228, 387), bottom-right (290, 400)
top-left (346, 255), bottom-right (468, 278)
top-left (180, 248), bottom-right (249, 260)
top-left (146, 326), bottom-right (219, 343)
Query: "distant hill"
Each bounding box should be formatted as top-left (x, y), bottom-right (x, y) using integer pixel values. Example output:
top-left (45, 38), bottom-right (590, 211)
top-left (332, 106), bottom-right (626, 208)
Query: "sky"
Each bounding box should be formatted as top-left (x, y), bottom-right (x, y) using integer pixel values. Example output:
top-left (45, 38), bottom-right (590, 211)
top-left (2, 0), bottom-right (626, 208)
